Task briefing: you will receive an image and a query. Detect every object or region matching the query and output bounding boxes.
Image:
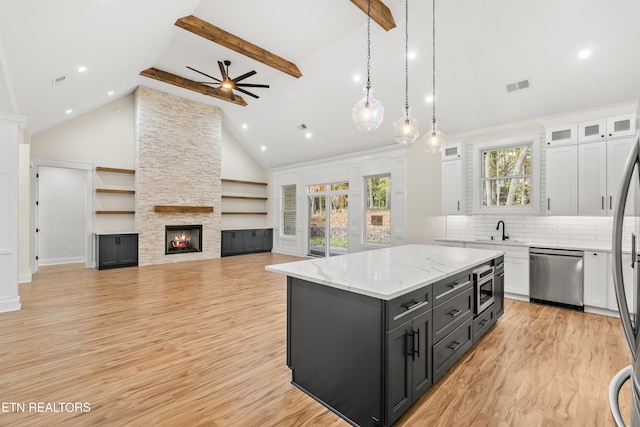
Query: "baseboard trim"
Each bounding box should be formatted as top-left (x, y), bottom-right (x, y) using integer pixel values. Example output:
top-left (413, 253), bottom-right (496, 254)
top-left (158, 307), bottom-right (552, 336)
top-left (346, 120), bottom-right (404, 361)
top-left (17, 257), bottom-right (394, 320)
top-left (39, 256), bottom-right (86, 266)
top-left (19, 273), bottom-right (32, 283)
top-left (0, 297), bottom-right (21, 313)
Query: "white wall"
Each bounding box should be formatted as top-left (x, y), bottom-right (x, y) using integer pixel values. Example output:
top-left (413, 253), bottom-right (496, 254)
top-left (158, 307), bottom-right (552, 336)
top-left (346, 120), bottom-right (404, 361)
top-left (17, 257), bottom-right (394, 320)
top-left (270, 145), bottom-right (410, 257)
top-left (37, 166), bottom-right (87, 265)
top-left (220, 126), bottom-right (271, 230)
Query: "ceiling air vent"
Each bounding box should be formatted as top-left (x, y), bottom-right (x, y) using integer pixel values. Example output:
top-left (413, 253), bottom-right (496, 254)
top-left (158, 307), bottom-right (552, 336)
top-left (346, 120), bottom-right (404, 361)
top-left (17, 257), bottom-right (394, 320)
top-left (506, 79), bottom-right (531, 93)
top-left (52, 75), bottom-right (66, 87)
top-left (297, 124), bottom-right (308, 131)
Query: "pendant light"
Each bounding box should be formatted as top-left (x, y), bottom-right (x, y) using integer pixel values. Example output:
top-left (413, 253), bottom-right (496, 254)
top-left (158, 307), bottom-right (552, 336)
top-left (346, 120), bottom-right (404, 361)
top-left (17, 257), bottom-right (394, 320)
top-left (352, 0), bottom-right (384, 131)
top-left (393, 0), bottom-right (419, 144)
top-left (423, 0), bottom-right (445, 153)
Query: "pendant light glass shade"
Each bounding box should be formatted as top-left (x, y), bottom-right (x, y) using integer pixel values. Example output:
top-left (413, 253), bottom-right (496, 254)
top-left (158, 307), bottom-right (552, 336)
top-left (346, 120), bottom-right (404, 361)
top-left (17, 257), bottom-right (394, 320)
top-left (393, 107), bottom-right (419, 144)
top-left (423, 122), bottom-right (445, 153)
top-left (353, 87), bottom-right (384, 131)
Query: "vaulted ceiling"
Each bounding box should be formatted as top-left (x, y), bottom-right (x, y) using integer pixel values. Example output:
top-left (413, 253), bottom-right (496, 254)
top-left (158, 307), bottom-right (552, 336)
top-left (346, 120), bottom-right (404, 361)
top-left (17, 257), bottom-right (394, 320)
top-left (1, 0), bottom-right (640, 168)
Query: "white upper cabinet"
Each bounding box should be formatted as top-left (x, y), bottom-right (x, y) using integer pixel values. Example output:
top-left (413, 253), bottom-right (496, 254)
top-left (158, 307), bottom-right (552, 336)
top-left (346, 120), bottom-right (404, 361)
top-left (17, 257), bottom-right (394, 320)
top-left (578, 141), bottom-right (607, 215)
top-left (441, 141), bottom-right (463, 161)
top-left (545, 123), bottom-right (577, 147)
top-left (607, 113), bottom-right (638, 139)
top-left (607, 136), bottom-right (636, 215)
top-left (578, 119), bottom-right (607, 143)
top-left (441, 159), bottom-right (465, 215)
top-left (546, 145), bottom-right (578, 215)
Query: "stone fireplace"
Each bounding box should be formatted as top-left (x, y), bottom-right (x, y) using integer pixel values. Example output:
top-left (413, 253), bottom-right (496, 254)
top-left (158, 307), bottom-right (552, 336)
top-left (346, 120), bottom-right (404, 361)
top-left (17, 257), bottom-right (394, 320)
top-left (134, 86), bottom-right (222, 266)
top-left (165, 225), bottom-right (202, 255)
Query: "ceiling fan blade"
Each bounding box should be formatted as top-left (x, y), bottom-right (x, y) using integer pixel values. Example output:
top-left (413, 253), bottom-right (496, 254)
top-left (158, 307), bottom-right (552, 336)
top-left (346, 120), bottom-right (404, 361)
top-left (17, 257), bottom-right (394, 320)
top-left (186, 66), bottom-right (221, 82)
top-left (235, 83), bottom-right (270, 88)
top-left (233, 70), bottom-right (257, 83)
top-left (235, 87), bottom-right (259, 99)
top-left (218, 61), bottom-right (229, 81)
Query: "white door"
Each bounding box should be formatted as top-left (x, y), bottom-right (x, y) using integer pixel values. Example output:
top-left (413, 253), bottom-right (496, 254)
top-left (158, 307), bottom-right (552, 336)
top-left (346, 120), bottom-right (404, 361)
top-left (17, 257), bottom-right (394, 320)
top-left (578, 141), bottom-right (607, 215)
top-left (441, 160), bottom-right (463, 214)
top-left (546, 145), bottom-right (578, 215)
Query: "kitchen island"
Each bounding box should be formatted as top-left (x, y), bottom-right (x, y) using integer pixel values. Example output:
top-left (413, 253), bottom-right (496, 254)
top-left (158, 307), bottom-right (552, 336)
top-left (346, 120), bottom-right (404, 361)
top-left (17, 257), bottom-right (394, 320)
top-left (266, 244), bottom-right (504, 426)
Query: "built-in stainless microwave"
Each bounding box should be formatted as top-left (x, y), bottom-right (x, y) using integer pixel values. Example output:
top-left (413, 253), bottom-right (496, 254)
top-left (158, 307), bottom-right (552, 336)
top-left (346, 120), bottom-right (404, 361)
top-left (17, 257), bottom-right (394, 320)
top-left (473, 264), bottom-right (495, 314)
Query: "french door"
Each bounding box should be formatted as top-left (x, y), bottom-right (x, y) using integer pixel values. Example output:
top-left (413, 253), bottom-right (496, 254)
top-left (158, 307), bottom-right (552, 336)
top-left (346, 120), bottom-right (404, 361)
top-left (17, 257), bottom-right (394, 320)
top-left (307, 183), bottom-right (348, 257)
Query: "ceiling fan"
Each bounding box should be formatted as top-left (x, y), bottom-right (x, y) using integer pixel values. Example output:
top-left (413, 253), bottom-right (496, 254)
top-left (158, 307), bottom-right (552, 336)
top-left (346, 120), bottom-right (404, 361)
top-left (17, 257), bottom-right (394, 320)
top-left (186, 60), bottom-right (269, 102)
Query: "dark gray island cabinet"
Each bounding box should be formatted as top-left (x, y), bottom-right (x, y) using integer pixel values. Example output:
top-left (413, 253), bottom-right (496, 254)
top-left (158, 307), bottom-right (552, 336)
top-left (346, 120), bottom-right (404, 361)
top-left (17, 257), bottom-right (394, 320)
top-left (267, 245), bottom-right (504, 427)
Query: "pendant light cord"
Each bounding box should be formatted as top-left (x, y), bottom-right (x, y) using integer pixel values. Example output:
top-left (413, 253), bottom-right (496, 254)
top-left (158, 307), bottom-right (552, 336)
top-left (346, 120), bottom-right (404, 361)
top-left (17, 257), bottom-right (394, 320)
top-left (365, 0), bottom-right (372, 98)
top-left (404, 0), bottom-right (409, 116)
top-left (432, 0), bottom-right (437, 126)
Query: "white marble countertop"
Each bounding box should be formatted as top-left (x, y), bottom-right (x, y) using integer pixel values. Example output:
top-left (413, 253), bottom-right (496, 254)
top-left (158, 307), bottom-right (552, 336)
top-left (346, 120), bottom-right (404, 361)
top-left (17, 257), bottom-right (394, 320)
top-left (434, 237), bottom-right (614, 253)
top-left (265, 244), bottom-right (503, 300)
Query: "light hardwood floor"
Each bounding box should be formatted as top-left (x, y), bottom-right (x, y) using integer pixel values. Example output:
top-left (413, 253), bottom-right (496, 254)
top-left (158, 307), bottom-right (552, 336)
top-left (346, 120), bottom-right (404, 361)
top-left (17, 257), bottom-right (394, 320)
top-left (0, 253), bottom-right (631, 426)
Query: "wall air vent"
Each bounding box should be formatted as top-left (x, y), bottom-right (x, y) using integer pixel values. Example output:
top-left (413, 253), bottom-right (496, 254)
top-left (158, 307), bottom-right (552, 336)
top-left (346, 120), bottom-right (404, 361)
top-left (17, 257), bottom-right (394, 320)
top-left (52, 75), bottom-right (66, 86)
top-left (506, 79), bottom-right (531, 93)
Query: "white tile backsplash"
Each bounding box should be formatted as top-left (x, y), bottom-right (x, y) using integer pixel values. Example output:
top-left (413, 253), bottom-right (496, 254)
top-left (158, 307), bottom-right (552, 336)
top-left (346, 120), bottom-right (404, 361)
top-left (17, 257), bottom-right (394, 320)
top-left (446, 215), bottom-right (636, 248)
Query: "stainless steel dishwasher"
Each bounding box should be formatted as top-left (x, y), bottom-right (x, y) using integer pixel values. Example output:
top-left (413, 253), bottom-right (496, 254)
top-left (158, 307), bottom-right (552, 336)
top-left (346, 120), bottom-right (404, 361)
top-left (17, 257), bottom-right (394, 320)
top-left (529, 247), bottom-right (584, 310)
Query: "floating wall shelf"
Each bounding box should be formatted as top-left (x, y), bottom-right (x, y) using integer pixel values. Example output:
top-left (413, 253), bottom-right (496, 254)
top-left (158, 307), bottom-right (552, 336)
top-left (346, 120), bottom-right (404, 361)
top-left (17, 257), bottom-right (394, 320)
top-left (221, 178), bottom-right (267, 186)
top-left (221, 195), bottom-right (267, 201)
top-left (154, 205), bottom-right (214, 214)
top-left (96, 211), bottom-right (135, 215)
top-left (96, 166), bottom-right (136, 174)
top-left (96, 189), bottom-right (135, 195)
top-left (221, 212), bottom-right (267, 215)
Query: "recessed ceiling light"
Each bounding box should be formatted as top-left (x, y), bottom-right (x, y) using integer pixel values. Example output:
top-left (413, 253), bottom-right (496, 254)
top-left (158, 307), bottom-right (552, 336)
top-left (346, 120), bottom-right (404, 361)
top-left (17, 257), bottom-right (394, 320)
top-left (77, 66), bottom-right (87, 73)
top-left (353, 74), bottom-right (362, 83)
top-left (107, 90), bottom-right (115, 96)
top-left (408, 51), bottom-right (417, 60)
top-left (579, 49), bottom-right (591, 59)
top-left (305, 131), bottom-right (312, 139)
top-left (260, 145), bottom-right (267, 151)
top-left (426, 95), bottom-right (434, 103)
top-left (65, 109), bottom-right (73, 114)
top-left (242, 123), bottom-right (248, 130)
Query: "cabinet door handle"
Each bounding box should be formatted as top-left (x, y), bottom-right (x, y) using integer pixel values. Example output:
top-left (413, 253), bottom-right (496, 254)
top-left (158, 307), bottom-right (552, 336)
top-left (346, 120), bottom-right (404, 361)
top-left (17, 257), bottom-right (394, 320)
top-left (448, 341), bottom-right (461, 352)
top-left (402, 300), bottom-right (421, 311)
top-left (547, 198), bottom-right (550, 210)
top-left (413, 329), bottom-right (420, 359)
top-left (406, 332), bottom-right (416, 361)
top-left (610, 196), bottom-right (613, 210)
top-left (457, 200), bottom-right (460, 211)
top-left (602, 196), bottom-right (605, 210)
top-left (448, 309), bottom-right (462, 317)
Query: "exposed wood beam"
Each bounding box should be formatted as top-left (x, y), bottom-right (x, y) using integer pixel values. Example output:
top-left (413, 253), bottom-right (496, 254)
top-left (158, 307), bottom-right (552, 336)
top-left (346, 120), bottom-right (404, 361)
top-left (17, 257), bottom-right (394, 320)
top-left (175, 16), bottom-right (303, 79)
top-left (349, 0), bottom-right (396, 31)
top-left (139, 68), bottom-right (247, 106)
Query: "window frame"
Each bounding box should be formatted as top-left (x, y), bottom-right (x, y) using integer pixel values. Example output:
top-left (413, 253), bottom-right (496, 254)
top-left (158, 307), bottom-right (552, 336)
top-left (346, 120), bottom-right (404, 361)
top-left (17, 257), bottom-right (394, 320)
top-left (472, 136), bottom-right (540, 215)
top-left (363, 174), bottom-right (392, 247)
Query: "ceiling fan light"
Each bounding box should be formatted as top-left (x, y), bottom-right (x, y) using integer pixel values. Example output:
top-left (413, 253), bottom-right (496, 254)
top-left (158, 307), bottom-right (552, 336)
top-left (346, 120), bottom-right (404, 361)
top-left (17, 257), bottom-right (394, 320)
top-left (353, 87), bottom-right (384, 131)
top-left (393, 107), bottom-right (419, 144)
top-left (422, 123), bottom-right (445, 153)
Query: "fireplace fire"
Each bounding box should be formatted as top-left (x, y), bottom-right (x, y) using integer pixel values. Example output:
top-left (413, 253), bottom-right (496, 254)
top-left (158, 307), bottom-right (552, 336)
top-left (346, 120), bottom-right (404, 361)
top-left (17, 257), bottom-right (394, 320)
top-left (165, 225), bottom-right (202, 255)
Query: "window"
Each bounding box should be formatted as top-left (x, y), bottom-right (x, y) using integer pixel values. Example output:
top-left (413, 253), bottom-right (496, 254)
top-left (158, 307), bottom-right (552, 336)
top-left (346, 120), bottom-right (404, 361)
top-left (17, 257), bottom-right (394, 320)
top-left (482, 145), bottom-right (531, 207)
top-left (282, 185), bottom-right (296, 236)
top-left (365, 175), bottom-right (391, 245)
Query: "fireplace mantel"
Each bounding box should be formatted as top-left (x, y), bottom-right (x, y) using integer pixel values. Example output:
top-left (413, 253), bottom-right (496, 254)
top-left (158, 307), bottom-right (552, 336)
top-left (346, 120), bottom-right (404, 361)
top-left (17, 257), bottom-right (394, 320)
top-left (153, 205), bottom-right (214, 214)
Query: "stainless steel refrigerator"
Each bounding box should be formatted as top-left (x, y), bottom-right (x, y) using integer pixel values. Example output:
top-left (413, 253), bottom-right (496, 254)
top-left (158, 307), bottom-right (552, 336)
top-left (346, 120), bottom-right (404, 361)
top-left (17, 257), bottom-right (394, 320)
top-left (610, 131), bottom-right (640, 426)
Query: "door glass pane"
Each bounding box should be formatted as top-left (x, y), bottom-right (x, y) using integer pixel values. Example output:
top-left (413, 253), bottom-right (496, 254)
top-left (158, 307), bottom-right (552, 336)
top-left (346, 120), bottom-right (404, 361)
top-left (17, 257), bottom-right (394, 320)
top-left (329, 195), bottom-right (348, 256)
top-left (308, 196), bottom-right (326, 257)
top-left (584, 124), bottom-right (600, 137)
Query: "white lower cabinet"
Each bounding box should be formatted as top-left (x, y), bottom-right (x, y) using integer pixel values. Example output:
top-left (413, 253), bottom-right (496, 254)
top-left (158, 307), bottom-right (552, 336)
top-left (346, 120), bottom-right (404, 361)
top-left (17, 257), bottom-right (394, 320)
top-left (463, 242), bottom-right (529, 298)
top-left (607, 253), bottom-right (635, 312)
top-left (584, 251), bottom-right (608, 308)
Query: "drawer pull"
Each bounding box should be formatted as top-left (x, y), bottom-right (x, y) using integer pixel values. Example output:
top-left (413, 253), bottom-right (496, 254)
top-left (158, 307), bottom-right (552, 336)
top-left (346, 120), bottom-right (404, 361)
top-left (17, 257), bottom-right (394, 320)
top-left (402, 300), bottom-right (422, 311)
top-left (449, 282), bottom-right (464, 289)
top-left (448, 309), bottom-right (462, 318)
top-left (448, 341), bottom-right (461, 352)
top-left (480, 319), bottom-right (489, 327)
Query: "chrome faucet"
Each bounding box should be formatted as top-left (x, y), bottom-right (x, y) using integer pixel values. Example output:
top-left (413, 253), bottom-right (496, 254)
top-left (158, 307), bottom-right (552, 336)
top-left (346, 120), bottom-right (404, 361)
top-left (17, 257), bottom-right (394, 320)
top-left (496, 220), bottom-right (509, 241)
